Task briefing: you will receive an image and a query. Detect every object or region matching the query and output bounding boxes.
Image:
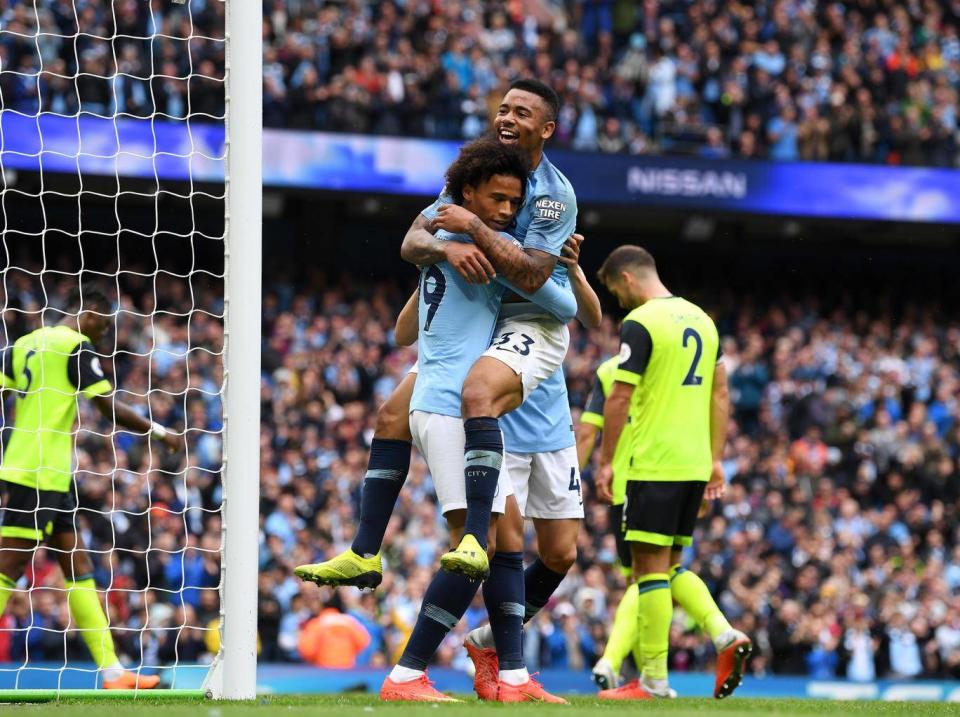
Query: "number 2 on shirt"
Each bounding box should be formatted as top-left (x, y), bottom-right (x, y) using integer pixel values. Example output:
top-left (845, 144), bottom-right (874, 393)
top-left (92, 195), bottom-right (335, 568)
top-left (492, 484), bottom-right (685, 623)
top-left (681, 328), bottom-right (703, 386)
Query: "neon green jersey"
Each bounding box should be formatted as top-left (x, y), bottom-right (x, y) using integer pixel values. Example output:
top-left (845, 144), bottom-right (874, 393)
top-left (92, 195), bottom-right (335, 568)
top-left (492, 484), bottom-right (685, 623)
top-left (0, 325), bottom-right (113, 492)
top-left (615, 297), bottom-right (719, 483)
top-left (580, 356), bottom-right (632, 505)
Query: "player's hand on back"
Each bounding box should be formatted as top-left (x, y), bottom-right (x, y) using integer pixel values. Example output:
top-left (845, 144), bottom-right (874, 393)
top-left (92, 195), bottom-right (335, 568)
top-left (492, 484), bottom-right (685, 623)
top-left (559, 232), bottom-right (584, 267)
top-left (442, 241), bottom-right (496, 285)
top-left (595, 463), bottom-right (614, 504)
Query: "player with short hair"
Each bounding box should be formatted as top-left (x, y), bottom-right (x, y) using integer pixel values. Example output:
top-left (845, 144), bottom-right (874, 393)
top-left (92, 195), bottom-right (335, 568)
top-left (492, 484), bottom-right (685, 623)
top-left (307, 136), bottom-right (573, 702)
top-left (418, 79), bottom-right (584, 583)
top-left (298, 79), bottom-right (599, 701)
top-left (577, 353), bottom-right (744, 697)
top-left (0, 288), bottom-right (179, 689)
top-left (407, 79), bottom-right (601, 700)
top-left (593, 246), bottom-right (752, 700)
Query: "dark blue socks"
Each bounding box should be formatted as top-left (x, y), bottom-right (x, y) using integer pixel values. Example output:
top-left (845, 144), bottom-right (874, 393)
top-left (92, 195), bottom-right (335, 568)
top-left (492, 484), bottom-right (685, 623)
top-left (351, 438), bottom-right (411, 557)
top-left (523, 558), bottom-right (568, 621)
top-left (482, 552), bottom-right (525, 670)
top-left (397, 569), bottom-right (480, 670)
top-left (463, 417), bottom-right (502, 548)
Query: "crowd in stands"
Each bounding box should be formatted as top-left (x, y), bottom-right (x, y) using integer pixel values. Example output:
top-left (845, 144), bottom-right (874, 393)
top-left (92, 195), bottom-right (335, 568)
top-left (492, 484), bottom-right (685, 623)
top-left (1, 256), bottom-right (959, 682)
top-left (258, 0), bottom-right (960, 166)
top-left (2, 0), bottom-right (958, 166)
top-left (254, 267), bottom-right (960, 680)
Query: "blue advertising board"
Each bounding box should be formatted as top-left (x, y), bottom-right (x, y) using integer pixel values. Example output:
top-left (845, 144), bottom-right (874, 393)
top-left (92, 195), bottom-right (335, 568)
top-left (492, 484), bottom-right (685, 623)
top-left (1, 111), bottom-right (958, 223)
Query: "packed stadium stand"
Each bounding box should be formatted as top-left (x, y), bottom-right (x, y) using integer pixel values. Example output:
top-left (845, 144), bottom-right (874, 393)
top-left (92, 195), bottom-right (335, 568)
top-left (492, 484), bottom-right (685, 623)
top-left (2, 0), bottom-right (957, 164)
top-left (257, 0), bottom-right (959, 165)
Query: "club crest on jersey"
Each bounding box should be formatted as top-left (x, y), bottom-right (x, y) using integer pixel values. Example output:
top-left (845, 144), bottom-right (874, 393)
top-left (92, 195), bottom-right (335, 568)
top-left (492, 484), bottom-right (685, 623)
top-left (619, 342), bottom-right (632, 363)
top-left (535, 198), bottom-right (566, 221)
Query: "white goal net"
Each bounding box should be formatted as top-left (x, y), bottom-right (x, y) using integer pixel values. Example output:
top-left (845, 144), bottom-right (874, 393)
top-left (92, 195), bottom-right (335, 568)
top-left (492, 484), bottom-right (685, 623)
top-left (0, 0), bottom-right (260, 698)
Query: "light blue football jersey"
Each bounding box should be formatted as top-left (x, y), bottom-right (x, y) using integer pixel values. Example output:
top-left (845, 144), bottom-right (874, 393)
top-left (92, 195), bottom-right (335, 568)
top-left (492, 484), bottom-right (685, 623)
top-left (420, 154), bottom-right (579, 452)
top-left (502, 369), bottom-right (575, 453)
top-left (410, 229), bottom-right (503, 419)
top-left (410, 228), bottom-right (578, 419)
top-left (421, 153), bottom-right (578, 305)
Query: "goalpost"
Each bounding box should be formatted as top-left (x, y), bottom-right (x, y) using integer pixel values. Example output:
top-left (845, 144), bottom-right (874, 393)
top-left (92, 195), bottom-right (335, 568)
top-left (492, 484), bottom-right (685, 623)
top-left (0, 0), bottom-right (260, 701)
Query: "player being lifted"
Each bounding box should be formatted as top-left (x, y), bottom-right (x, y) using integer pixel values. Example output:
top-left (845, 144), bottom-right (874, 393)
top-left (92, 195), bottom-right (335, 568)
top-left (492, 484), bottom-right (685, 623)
top-left (417, 79), bottom-right (583, 583)
top-left (296, 79), bottom-right (599, 700)
top-left (407, 80), bottom-right (598, 699)
top-left (377, 137), bottom-right (575, 702)
top-left (592, 246), bottom-right (752, 700)
top-left (0, 288), bottom-right (179, 689)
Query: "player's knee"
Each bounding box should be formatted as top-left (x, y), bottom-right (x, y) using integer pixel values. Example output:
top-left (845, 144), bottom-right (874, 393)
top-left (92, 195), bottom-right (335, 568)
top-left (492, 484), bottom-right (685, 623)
top-left (541, 544), bottom-right (577, 574)
top-left (460, 380), bottom-right (492, 419)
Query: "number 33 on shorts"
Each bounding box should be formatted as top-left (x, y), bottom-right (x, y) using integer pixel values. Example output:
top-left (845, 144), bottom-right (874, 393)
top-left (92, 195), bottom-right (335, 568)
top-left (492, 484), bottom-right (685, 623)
top-left (492, 331), bottom-right (535, 356)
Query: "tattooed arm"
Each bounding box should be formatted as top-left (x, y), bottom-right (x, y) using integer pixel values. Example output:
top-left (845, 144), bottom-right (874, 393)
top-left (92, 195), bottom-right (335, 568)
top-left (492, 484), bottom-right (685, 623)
top-left (401, 214), bottom-right (496, 284)
top-left (430, 205), bottom-right (555, 294)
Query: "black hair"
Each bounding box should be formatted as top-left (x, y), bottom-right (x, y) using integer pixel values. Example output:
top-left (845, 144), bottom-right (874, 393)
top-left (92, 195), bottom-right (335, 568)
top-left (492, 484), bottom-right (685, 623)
top-left (509, 78), bottom-right (560, 122)
top-left (444, 136), bottom-right (531, 206)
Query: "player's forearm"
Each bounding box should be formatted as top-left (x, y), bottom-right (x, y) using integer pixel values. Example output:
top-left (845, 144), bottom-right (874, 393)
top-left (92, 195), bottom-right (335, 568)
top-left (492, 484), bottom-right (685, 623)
top-left (466, 216), bottom-right (553, 294)
top-left (599, 394), bottom-right (629, 466)
top-left (497, 274), bottom-right (577, 323)
top-left (401, 215), bottom-right (443, 266)
top-left (394, 289), bottom-right (419, 346)
top-left (575, 423), bottom-right (599, 471)
top-left (569, 265), bottom-right (603, 329)
top-left (95, 395), bottom-right (163, 437)
top-left (710, 367), bottom-right (730, 461)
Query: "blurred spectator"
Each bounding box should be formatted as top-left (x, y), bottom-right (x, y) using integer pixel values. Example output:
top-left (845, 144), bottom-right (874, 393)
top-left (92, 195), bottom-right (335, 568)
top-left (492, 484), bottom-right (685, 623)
top-left (297, 593), bottom-right (371, 669)
top-left (4, 1), bottom-right (956, 165)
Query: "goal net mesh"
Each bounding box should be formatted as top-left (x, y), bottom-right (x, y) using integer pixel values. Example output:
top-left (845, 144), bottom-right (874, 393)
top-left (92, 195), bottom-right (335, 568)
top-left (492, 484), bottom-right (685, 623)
top-left (0, 0), bottom-right (226, 691)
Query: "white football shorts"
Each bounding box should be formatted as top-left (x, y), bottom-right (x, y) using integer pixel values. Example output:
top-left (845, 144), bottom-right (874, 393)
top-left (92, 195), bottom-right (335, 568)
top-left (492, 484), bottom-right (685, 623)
top-left (409, 410), bottom-right (513, 516)
top-left (506, 446), bottom-right (584, 520)
top-left (482, 315), bottom-right (569, 401)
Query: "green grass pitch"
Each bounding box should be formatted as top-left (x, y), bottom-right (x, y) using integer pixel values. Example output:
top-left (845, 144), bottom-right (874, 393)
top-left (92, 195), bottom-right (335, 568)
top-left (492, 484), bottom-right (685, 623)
top-left (1, 694), bottom-right (959, 717)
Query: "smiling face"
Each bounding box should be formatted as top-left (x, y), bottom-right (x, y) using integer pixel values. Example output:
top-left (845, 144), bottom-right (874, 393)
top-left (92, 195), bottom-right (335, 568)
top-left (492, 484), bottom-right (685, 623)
top-left (462, 173), bottom-right (524, 232)
top-left (494, 89), bottom-right (556, 156)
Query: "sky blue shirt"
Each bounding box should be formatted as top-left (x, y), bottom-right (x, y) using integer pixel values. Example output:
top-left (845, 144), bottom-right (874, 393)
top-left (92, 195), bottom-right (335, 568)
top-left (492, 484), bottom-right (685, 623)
top-left (421, 152), bottom-right (578, 305)
top-left (410, 230), bottom-right (503, 419)
top-left (502, 369), bottom-right (574, 453)
top-left (410, 229), bottom-right (578, 419)
top-left (420, 155), bottom-right (579, 453)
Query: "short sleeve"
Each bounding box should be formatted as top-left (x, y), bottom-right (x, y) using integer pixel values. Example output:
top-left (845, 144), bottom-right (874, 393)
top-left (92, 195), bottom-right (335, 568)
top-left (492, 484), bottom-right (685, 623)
top-left (522, 189), bottom-right (577, 256)
top-left (68, 342), bottom-right (113, 398)
top-left (613, 320), bottom-right (653, 386)
top-left (420, 188), bottom-right (454, 222)
top-left (0, 346), bottom-right (15, 389)
top-left (580, 372), bottom-right (606, 428)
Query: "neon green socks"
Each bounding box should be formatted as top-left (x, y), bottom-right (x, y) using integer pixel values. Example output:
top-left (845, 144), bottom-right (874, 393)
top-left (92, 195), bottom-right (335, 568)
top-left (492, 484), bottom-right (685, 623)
top-left (636, 572), bottom-right (671, 681)
top-left (669, 564), bottom-right (732, 642)
top-left (602, 582), bottom-right (639, 671)
top-left (65, 577), bottom-right (120, 669)
top-left (0, 572), bottom-right (16, 615)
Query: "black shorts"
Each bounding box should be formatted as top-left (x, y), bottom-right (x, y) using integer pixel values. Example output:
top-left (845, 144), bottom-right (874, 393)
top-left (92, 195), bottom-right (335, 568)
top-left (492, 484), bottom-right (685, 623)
top-left (609, 503), bottom-right (632, 572)
top-left (0, 482), bottom-right (78, 542)
top-left (622, 480), bottom-right (705, 548)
